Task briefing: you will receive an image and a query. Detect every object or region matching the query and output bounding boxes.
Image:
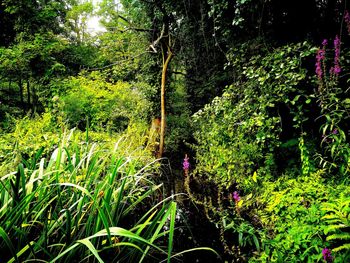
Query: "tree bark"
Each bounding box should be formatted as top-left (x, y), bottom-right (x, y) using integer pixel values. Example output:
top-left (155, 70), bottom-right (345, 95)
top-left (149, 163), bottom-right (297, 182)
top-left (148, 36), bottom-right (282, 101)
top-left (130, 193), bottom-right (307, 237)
top-left (27, 79), bottom-right (30, 106)
top-left (8, 79), bottom-right (11, 101)
top-left (157, 48), bottom-right (173, 158)
top-left (19, 78), bottom-right (24, 107)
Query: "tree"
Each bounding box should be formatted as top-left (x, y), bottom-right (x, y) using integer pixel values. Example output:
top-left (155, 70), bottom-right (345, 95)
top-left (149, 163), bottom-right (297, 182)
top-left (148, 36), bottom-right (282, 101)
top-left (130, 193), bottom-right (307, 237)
top-left (65, 0), bottom-right (94, 43)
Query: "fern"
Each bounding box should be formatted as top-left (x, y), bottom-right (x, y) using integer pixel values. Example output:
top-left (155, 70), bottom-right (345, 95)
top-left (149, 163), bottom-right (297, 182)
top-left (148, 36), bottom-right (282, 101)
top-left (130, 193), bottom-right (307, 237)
top-left (324, 224), bottom-right (349, 234)
top-left (327, 233), bottom-right (350, 241)
top-left (322, 195), bottom-right (350, 256)
top-left (333, 243), bottom-right (350, 252)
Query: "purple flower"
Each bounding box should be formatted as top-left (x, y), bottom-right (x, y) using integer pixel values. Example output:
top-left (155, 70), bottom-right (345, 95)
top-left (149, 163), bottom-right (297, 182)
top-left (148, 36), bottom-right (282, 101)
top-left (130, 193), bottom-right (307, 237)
top-left (345, 10), bottom-right (350, 34)
top-left (334, 35), bottom-right (341, 49)
top-left (331, 35), bottom-right (341, 76)
top-left (316, 49), bottom-right (325, 80)
top-left (322, 39), bottom-right (328, 46)
top-left (232, 191), bottom-right (241, 202)
top-left (183, 156), bottom-right (190, 171)
top-left (333, 64), bottom-right (341, 74)
top-left (322, 248), bottom-right (333, 263)
top-left (332, 129), bottom-right (338, 135)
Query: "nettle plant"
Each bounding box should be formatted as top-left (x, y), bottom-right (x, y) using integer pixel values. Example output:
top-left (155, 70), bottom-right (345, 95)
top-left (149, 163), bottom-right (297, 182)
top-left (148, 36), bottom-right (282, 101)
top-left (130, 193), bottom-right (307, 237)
top-left (315, 34), bottom-right (350, 176)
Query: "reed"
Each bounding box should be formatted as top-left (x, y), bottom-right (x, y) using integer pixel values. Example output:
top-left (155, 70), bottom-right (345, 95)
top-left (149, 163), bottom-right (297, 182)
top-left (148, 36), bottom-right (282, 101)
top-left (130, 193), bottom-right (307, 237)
top-left (0, 129), bottom-right (178, 262)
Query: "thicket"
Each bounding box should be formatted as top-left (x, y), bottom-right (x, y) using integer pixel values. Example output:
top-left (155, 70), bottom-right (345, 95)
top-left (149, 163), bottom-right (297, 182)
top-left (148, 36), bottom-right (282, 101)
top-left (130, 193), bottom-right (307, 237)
top-left (187, 24), bottom-right (350, 263)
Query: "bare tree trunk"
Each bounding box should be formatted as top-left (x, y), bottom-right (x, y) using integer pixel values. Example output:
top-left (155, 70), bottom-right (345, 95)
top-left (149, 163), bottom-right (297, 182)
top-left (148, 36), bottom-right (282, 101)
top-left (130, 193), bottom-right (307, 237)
top-left (157, 48), bottom-right (173, 159)
top-left (19, 78), bottom-right (24, 107)
top-left (27, 79), bottom-right (30, 106)
top-left (32, 86), bottom-right (37, 113)
top-left (8, 79), bottom-right (11, 101)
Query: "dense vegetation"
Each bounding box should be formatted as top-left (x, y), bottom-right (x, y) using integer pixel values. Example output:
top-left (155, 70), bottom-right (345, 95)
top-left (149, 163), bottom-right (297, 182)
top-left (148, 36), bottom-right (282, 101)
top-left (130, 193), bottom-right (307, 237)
top-left (1, 0), bottom-right (350, 262)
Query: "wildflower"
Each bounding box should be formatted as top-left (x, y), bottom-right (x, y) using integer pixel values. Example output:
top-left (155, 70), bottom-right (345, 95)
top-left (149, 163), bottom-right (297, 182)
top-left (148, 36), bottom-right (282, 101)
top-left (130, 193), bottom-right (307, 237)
top-left (183, 155), bottom-right (190, 171)
top-left (316, 49), bottom-right (325, 80)
top-left (332, 129), bottom-right (338, 135)
top-left (322, 248), bottom-right (333, 263)
top-left (232, 191), bottom-right (241, 202)
top-left (331, 35), bottom-right (341, 76)
top-left (345, 10), bottom-right (350, 34)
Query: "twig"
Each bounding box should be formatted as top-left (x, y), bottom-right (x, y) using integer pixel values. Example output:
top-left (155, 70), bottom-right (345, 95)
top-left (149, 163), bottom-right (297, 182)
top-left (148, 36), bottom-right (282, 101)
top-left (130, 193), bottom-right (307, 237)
top-left (88, 51), bottom-right (152, 71)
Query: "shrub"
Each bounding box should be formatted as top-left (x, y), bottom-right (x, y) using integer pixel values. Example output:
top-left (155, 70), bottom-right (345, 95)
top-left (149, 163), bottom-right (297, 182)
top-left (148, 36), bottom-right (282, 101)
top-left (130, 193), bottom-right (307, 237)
top-left (61, 72), bottom-right (153, 131)
top-left (192, 42), bottom-right (314, 191)
top-left (187, 41), bottom-right (350, 260)
top-left (0, 113), bottom-right (154, 178)
top-left (254, 172), bottom-right (332, 262)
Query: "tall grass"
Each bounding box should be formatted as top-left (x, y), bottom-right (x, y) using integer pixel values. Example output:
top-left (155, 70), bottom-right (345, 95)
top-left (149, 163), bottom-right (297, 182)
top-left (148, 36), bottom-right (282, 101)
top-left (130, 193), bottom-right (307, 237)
top-left (0, 129), bottom-right (189, 262)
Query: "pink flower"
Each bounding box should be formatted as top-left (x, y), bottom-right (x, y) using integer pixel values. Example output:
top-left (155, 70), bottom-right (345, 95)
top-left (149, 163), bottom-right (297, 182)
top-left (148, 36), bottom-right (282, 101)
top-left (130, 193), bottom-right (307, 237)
top-left (183, 156), bottom-right (190, 171)
top-left (316, 49), bottom-right (325, 80)
top-left (322, 248), bottom-right (333, 263)
top-left (331, 35), bottom-right (341, 76)
top-left (345, 10), bottom-right (350, 34)
top-left (232, 191), bottom-right (240, 202)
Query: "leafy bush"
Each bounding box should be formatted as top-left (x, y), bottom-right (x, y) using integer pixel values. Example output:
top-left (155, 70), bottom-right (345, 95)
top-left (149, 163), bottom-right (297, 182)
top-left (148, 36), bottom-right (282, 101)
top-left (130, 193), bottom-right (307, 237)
top-left (192, 42), bottom-right (314, 191)
top-left (254, 172), bottom-right (331, 262)
top-left (188, 41), bottom-right (350, 260)
top-left (0, 113), bottom-right (154, 177)
top-left (0, 113), bottom-right (60, 175)
top-left (61, 72), bottom-right (153, 131)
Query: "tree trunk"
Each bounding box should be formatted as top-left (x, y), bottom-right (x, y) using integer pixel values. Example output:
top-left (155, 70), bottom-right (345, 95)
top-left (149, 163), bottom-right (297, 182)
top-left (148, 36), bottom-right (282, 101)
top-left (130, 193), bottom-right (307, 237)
top-left (19, 78), bottom-right (24, 108)
top-left (8, 79), bottom-right (11, 101)
top-left (157, 48), bottom-right (173, 159)
top-left (32, 86), bottom-right (37, 113)
top-left (27, 79), bottom-right (30, 106)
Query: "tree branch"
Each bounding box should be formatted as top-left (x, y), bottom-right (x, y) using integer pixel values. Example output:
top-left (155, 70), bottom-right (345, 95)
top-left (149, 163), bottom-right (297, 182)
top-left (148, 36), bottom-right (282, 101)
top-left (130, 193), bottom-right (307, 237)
top-left (149, 24), bottom-right (165, 52)
top-left (171, 71), bottom-right (186, 76)
top-left (88, 51), bottom-right (152, 71)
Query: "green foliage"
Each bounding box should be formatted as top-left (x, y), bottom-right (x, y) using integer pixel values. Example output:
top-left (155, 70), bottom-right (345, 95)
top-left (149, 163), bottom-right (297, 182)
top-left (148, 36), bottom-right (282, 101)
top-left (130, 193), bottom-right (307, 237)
top-left (95, 29), bottom-right (149, 81)
top-left (0, 122), bottom-right (217, 262)
top-left (315, 42), bottom-right (350, 176)
top-left (192, 42), bottom-right (313, 190)
top-left (299, 135), bottom-right (316, 176)
top-left (164, 77), bottom-right (192, 154)
top-left (0, 113), bottom-right (60, 175)
top-left (322, 192), bottom-right (350, 260)
top-left (0, 112), bottom-right (154, 177)
top-left (0, 129), bottom-right (172, 262)
top-left (65, 0), bottom-right (94, 43)
top-left (2, 0), bottom-right (350, 262)
top-left (2, 0), bottom-right (66, 37)
top-left (61, 72), bottom-right (153, 131)
top-left (254, 172), bottom-right (332, 262)
top-left (189, 40), bottom-right (350, 260)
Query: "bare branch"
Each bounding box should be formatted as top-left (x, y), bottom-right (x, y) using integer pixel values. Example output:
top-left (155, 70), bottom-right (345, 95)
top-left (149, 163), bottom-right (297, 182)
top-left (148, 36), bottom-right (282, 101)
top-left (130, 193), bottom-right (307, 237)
top-left (149, 24), bottom-right (165, 53)
top-left (87, 51), bottom-right (152, 71)
top-left (171, 71), bottom-right (186, 76)
top-left (104, 26), bottom-right (153, 33)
